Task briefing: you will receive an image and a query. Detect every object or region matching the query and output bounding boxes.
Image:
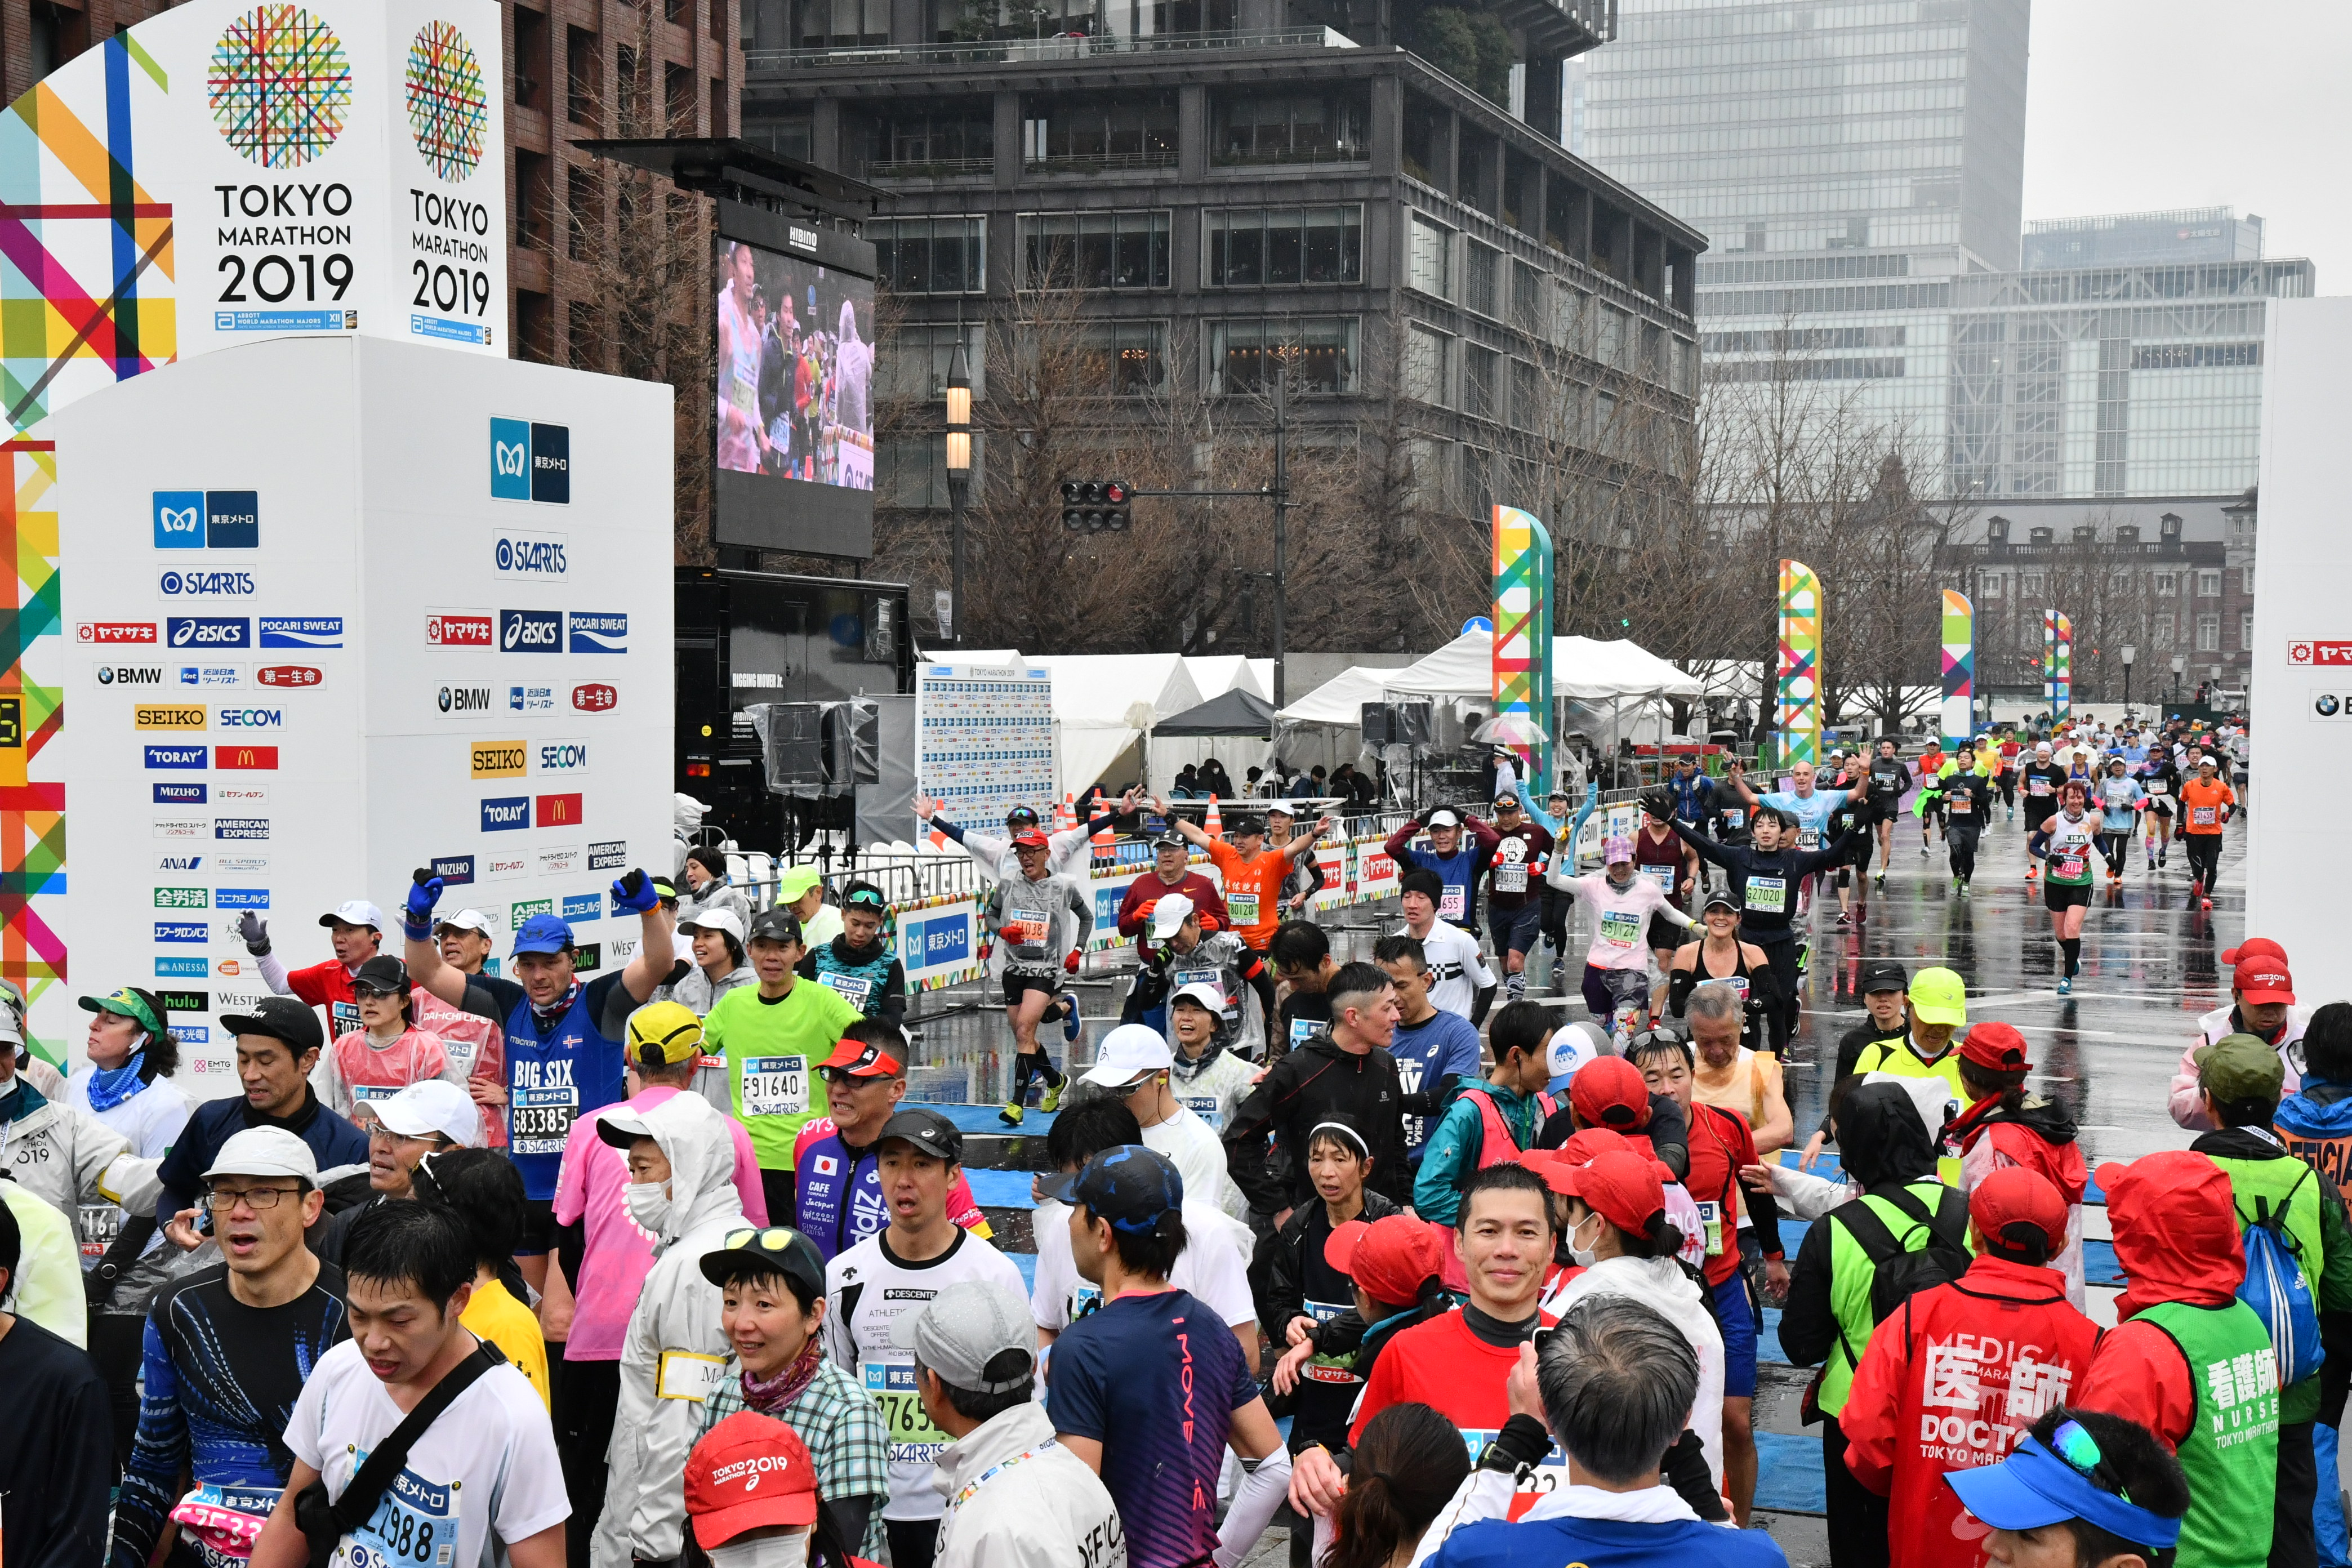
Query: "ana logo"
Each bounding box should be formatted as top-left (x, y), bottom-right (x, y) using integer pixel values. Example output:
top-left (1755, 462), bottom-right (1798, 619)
top-left (431, 854), bottom-right (475, 885)
top-left (509, 685), bottom-right (555, 712)
top-left (144, 743), bottom-right (209, 770)
top-left (471, 741), bottom-right (528, 778)
top-left (155, 957), bottom-right (208, 979)
top-left (99, 665), bottom-right (164, 685)
top-left (135, 706), bottom-right (208, 730)
top-left (154, 921), bottom-right (208, 944)
top-left (215, 746), bottom-right (279, 770)
top-left (587, 840), bottom-right (626, 870)
top-left (213, 817), bottom-right (270, 840)
top-left (256, 666), bottom-right (322, 688)
top-left (540, 845), bottom-right (581, 877)
top-left (438, 684), bottom-right (493, 715)
top-left (156, 491), bottom-right (260, 549)
top-left (572, 684), bottom-right (617, 712)
top-left (168, 617), bottom-right (251, 649)
top-left (560, 892), bottom-right (600, 923)
top-left (179, 665), bottom-right (243, 687)
top-left (536, 739), bottom-right (588, 774)
top-left (215, 707), bottom-right (283, 728)
top-left (493, 532), bottom-right (568, 578)
top-left (154, 853), bottom-right (204, 872)
top-left (481, 795), bottom-right (530, 832)
top-left (499, 609), bottom-right (561, 653)
top-left (567, 612), bottom-right (626, 654)
top-left (259, 617), bottom-right (342, 649)
top-left (489, 417), bottom-right (571, 505)
top-left (483, 853), bottom-right (528, 881)
top-left (426, 610), bottom-right (494, 647)
top-left (155, 887), bottom-right (210, 909)
top-left (215, 888), bottom-right (270, 909)
top-left (81, 622), bottom-right (158, 644)
top-left (158, 569), bottom-right (259, 599)
top-left (534, 792), bottom-right (582, 828)
top-left (154, 782), bottom-right (208, 804)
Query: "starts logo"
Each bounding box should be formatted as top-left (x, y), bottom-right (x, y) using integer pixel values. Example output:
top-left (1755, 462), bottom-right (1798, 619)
top-left (490, 417), bottom-right (571, 505)
top-left (494, 531), bottom-right (568, 579)
top-left (153, 491), bottom-right (260, 550)
top-left (159, 569), bottom-right (259, 600)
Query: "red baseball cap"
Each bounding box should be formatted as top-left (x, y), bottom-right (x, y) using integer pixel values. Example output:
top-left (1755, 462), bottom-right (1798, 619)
top-left (1958, 1022), bottom-right (2033, 1073)
top-left (1569, 1056), bottom-right (1652, 1131)
top-left (1012, 828), bottom-right (1051, 849)
top-left (1325, 1214), bottom-right (1447, 1311)
top-left (1970, 1166), bottom-right (2068, 1255)
top-left (819, 1035), bottom-right (903, 1077)
top-left (2236, 960), bottom-right (2296, 1006)
top-left (685, 1411), bottom-right (821, 1547)
top-left (1554, 1128), bottom-right (1631, 1165)
top-left (1553, 1149), bottom-right (1667, 1237)
top-left (2221, 937), bottom-right (2286, 968)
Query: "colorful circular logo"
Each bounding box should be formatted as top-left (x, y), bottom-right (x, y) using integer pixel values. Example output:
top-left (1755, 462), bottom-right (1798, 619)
top-left (405, 21), bottom-right (488, 182)
top-left (207, 5), bottom-right (354, 168)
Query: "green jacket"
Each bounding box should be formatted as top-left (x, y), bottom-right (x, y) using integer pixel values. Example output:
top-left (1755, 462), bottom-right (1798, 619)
top-left (2193, 1125), bottom-right (2352, 1426)
top-left (1413, 1080), bottom-right (1544, 1227)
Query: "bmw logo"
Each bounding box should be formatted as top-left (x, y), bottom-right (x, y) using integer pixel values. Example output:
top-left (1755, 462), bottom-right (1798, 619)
top-left (438, 685), bottom-right (453, 712)
top-left (2319, 694), bottom-right (2341, 718)
top-left (99, 667), bottom-right (114, 684)
top-left (495, 540), bottom-right (513, 571)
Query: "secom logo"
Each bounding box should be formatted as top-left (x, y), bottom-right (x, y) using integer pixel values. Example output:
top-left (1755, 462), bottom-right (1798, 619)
top-left (489, 417), bottom-right (571, 505)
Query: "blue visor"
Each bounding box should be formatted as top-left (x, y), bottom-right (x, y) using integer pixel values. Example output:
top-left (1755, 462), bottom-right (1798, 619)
top-left (1946, 1438), bottom-right (2180, 1550)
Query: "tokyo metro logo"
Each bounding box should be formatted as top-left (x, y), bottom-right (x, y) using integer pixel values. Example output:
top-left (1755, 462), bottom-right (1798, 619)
top-left (490, 418), bottom-right (570, 504)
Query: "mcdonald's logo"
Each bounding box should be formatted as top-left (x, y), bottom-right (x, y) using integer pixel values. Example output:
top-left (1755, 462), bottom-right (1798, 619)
top-left (215, 746), bottom-right (279, 770)
top-left (534, 792), bottom-right (582, 827)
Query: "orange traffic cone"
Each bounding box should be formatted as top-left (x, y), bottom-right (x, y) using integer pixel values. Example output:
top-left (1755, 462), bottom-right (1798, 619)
top-left (1090, 790), bottom-right (1116, 863)
top-left (1205, 794), bottom-right (1223, 841)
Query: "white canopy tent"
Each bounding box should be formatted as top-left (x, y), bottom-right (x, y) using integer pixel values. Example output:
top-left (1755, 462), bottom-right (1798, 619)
top-left (1276, 665), bottom-right (1394, 727)
top-left (1018, 652), bottom-right (1205, 800)
top-left (1183, 655), bottom-right (1274, 701)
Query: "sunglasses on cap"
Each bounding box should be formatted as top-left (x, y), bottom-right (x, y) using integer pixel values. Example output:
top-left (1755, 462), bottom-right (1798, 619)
top-left (353, 982), bottom-right (405, 1001)
top-left (845, 887), bottom-right (887, 908)
top-left (2046, 1420), bottom-right (2133, 1503)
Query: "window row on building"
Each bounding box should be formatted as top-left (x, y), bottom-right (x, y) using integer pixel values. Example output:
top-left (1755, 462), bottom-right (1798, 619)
top-left (873, 209), bottom-right (1362, 295)
top-left (836, 86), bottom-right (1373, 176)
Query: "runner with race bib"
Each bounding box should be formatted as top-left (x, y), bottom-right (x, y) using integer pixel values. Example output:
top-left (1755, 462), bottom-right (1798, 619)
top-left (2028, 780), bottom-right (2102, 995)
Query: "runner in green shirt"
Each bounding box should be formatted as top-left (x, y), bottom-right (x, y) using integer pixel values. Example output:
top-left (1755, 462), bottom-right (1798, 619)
top-left (703, 907), bottom-right (863, 1224)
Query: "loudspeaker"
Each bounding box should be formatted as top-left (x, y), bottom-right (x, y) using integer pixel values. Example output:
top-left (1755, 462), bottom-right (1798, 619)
top-left (1361, 702), bottom-right (1393, 745)
top-left (1394, 703), bottom-right (1434, 745)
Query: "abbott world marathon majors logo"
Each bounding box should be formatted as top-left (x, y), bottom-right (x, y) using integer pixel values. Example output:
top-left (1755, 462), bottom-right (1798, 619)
top-left (490, 417), bottom-right (570, 505)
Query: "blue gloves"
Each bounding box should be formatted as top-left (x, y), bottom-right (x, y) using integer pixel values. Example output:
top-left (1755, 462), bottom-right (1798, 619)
top-left (610, 868), bottom-right (658, 914)
top-left (405, 871), bottom-right (444, 940)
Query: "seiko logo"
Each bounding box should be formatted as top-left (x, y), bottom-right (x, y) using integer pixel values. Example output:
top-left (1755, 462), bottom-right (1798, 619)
top-left (135, 706), bottom-right (207, 730)
top-left (471, 741), bottom-right (528, 778)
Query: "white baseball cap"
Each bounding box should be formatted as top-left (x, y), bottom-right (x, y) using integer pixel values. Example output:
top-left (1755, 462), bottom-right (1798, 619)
top-left (1081, 1023), bottom-right (1175, 1086)
top-left (373, 1079), bottom-right (483, 1147)
top-left (1547, 1020), bottom-right (1608, 1086)
top-left (1148, 892), bottom-right (1197, 941)
top-left (321, 900), bottom-right (386, 932)
top-left (202, 1126), bottom-right (321, 1184)
top-left (679, 907), bottom-right (747, 944)
top-left (1168, 981), bottom-right (1227, 1014)
top-left (1426, 809), bottom-right (1463, 828)
top-left (434, 908), bottom-right (497, 937)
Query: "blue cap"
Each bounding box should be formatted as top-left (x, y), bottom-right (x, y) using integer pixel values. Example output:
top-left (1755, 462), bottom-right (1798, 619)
top-left (1039, 1143), bottom-right (1183, 1235)
top-left (513, 913), bottom-right (575, 956)
top-left (1945, 1437), bottom-right (2181, 1550)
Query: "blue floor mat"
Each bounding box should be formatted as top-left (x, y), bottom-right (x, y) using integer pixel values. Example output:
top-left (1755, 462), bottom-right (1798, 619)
top-left (1754, 1432), bottom-right (1825, 1514)
top-left (928, 1103), bottom-right (1059, 1135)
top-left (966, 1168), bottom-right (1041, 1209)
top-left (1758, 1306), bottom-right (1787, 1365)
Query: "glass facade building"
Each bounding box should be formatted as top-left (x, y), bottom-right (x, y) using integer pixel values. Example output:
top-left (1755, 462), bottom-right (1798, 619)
top-left (2021, 207), bottom-right (2265, 272)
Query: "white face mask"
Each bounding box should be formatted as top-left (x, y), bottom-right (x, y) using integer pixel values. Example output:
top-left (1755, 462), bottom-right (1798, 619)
top-left (705, 1530), bottom-right (809, 1568)
top-left (1567, 1210), bottom-right (1603, 1270)
top-left (625, 1181), bottom-right (670, 1233)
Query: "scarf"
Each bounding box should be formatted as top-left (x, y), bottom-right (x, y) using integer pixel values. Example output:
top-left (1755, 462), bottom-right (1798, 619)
top-left (86, 1052), bottom-right (148, 1113)
top-left (738, 1337), bottom-right (826, 1416)
top-left (531, 979), bottom-right (584, 1030)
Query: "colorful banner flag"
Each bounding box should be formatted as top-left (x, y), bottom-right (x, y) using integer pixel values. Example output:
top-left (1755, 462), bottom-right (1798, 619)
top-left (2044, 610), bottom-right (2073, 718)
top-left (1491, 505), bottom-right (1554, 795)
top-left (1940, 590), bottom-right (1974, 747)
top-left (1776, 559), bottom-right (1822, 768)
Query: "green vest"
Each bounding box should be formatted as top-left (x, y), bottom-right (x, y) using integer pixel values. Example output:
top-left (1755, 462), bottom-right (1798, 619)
top-left (1819, 1178), bottom-right (1963, 1414)
top-left (2139, 1298), bottom-right (2280, 1568)
top-left (2207, 1150), bottom-right (2326, 1422)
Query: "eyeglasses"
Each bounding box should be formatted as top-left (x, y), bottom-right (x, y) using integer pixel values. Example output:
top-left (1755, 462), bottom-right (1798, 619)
top-left (203, 1184), bottom-right (302, 1210)
top-left (353, 983), bottom-right (405, 1001)
top-left (2046, 1419), bottom-right (2131, 1504)
top-left (821, 1068), bottom-right (886, 1088)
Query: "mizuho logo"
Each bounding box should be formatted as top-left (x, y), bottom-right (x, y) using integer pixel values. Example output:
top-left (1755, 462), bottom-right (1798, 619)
top-left (489, 417), bottom-right (571, 505)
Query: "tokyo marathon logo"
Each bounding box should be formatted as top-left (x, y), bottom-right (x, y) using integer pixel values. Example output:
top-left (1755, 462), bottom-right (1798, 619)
top-left (405, 22), bottom-right (488, 182)
top-left (209, 6), bottom-right (354, 169)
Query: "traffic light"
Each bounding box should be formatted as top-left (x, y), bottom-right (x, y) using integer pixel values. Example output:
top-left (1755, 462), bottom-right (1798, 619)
top-left (1059, 479), bottom-right (1132, 533)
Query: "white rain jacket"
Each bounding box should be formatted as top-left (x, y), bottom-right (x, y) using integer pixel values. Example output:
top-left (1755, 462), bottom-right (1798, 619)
top-left (593, 1093), bottom-right (749, 1567)
top-left (2168, 1002), bottom-right (2311, 1130)
top-left (930, 1401), bottom-right (1125, 1568)
top-left (1539, 1253), bottom-right (1727, 1494)
top-left (2, 1083), bottom-right (166, 1231)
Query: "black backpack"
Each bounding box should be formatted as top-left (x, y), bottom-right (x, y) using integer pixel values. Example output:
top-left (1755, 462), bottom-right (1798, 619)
top-left (1829, 1183), bottom-right (1971, 1365)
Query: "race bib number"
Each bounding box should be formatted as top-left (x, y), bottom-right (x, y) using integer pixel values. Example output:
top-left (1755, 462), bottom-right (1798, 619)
top-left (1722, 808), bottom-right (1746, 830)
top-left (2147, 779), bottom-right (2169, 796)
top-left (2029, 778), bottom-right (2051, 797)
top-left (1181, 1093), bottom-right (1223, 1129)
top-left (1492, 863), bottom-right (1527, 894)
top-left (1227, 890), bottom-right (1260, 927)
top-left (2055, 855), bottom-right (2087, 880)
top-left (78, 1201), bottom-right (122, 1260)
top-left (818, 970), bottom-right (875, 1010)
top-left (1640, 864), bottom-right (1677, 889)
top-left (1599, 910), bottom-right (1642, 947)
top-left (865, 1358), bottom-right (948, 1460)
top-left (1745, 876), bottom-right (1787, 914)
top-left (350, 1083), bottom-right (403, 1104)
top-left (1948, 795), bottom-right (1971, 815)
top-left (342, 1462), bottom-right (459, 1568)
top-left (741, 1056), bottom-right (810, 1117)
top-left (1797, 827), bottom-right (1821, 849)
top-left (1002, 915), bottom-right (1049, 955)
top-left (1289, 1015), bottom-right (1320, 1050)
top-left (510, 1085), bottom-right (578, 1155)
top-left (2193, 806), bottom-right (2218, 826)
top-left (172, 1483), bottom-right (282, 1568)
top-left (1460, 1428), bottom-right (1569, 1514)
top-left (1695, 1199), bottom-right (1726, 1257)
top-left (331, 1000), bottom-right (360, 1037)
top-left (439, 1036), bottom-right (476, 1073)
top-left (657, 1349), bottom-right (728, 1402)
top-left (1438, 885), bottom-right (1467, 920)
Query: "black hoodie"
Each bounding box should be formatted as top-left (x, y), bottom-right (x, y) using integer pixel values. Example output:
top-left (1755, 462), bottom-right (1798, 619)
top-left (1223, 1034), bottom-right (1409, 1210)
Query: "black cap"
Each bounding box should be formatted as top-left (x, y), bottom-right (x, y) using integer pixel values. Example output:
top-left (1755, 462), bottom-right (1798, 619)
top-left (1701, 888), bottom-right (1741, 914)
top-left (1228, 815), bottom-right (1263, 837)
top-left (747, 908), bottom-right (804, 946)
top-left (1152, 829), bottom-right (1187, 849)
top-left (1859, 959), bottom-right (1909, 994)
top-left (1038, 1143), bottom-right (1183, 1235)
top-left (699, 1224), bottom-right (827, 1300)
top-left (876, 1107), bottom-right (961, 1162)
top-left (220, 995), bottom-right (325, 1054)
top-left (353, 955), bottom-right (409, 994)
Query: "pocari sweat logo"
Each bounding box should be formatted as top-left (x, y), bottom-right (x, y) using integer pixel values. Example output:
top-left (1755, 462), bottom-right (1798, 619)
top-left (259, 617), bottom-right (343, 649)
top-left (152, 492), bottom-right (259, 550)
top-left (490, 418), bottom-right (571, 505)
top-left (568, 612), bottom-right (627, 654)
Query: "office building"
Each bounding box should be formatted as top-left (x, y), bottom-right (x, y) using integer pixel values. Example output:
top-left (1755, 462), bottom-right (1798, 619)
top-left (2022, 207), bottom-right (2265, 273)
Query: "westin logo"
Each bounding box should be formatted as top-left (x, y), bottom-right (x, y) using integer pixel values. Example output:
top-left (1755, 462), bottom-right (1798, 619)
top-left (490, 418), bottom-right (571, 505)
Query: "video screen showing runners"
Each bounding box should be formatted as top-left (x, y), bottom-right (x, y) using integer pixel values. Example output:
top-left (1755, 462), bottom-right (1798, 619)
top-left (712, 233), bottom-right (876, 554)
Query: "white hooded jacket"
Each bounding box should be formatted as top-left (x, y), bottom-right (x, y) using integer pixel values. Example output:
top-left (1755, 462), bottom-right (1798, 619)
top-left (591, 1092), bottom-right (749, 1567)
top-left (1539, 1253), bottom-right (1727, 1494)
top-left (929, 1401), bottom-right (1125, 1568)
top-left (2, 1080), bottom-right (166, 1231)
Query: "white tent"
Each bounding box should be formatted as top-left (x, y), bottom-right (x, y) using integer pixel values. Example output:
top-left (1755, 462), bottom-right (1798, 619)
top-left (1377, 630), bottom-right (1704, 703)
top-left (1020, 653), bottom-right (1204, 800)
top-left (1184, 655), bottom-right (1273, 701)
top-left (1277, 665), bottom-right (1394, 726)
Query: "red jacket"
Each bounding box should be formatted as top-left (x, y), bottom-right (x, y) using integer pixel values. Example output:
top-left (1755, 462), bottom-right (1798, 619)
top-left (1842, 1255), bottom-right (2100, 1567)
top-left (1114, 871), bottom-right (1229, 944)
top-left (2073, 1150), bottom-right (2247, 1449)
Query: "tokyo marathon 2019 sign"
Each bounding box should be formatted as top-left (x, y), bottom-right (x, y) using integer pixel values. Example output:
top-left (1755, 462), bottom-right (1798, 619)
top-left (0, 0), bottom-right (506, 436)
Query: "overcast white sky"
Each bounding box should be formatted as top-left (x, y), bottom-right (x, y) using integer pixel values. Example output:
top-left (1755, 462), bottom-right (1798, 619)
top-left (2021, 1), bottom-right (2352, 286)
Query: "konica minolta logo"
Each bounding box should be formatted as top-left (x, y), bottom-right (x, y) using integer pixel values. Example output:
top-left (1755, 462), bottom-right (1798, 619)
top-left (490, 418), bottom-right (570, 505)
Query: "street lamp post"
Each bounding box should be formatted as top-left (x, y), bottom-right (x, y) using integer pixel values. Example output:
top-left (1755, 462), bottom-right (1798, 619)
top-left (2119, 643), bottom-right (2136, 719)
top-left (944, 340), bottom-right (972, 650)
top-left (2170, 653), bottom-right (2186, 706)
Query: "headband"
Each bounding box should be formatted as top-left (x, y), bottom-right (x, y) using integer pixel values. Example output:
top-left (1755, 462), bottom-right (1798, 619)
top-left (1990, 1437), bottom-right (2182, 1549)
top-left (1308, 1120), bottom-right (1370, 1156)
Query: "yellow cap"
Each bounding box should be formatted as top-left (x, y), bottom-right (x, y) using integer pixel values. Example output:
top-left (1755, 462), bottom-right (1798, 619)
top-left (626, 1001), bottom-right (706, 1068)
top-left (1909, 966), bottom-right (1967, 1027)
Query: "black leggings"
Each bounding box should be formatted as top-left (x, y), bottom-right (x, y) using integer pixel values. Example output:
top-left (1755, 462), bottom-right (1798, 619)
top-left (1947, 825), bottom-right (1981, 883)
top-left (1758, 934), bottom-right (1801, 1033)
top-left (2098, 831), bottom-right (2131, 873)
top-left (1998, 771), bottom-right (2016, 806)
top-left (2184, 832), bottom-right (2222, 888)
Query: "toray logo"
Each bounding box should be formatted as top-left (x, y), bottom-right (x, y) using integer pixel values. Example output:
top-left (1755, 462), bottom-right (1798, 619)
top-left (168, 618), bottom-right (251, 649)
top-left (568, 612), bottom-right (626, 654)
top-left (490, 418), bottom-right (571, 505)
top-left (481, 795), bottom-right (530, 831)
top-left (153, 491), bottom-right (260, 550)
top-left (143, 744), bottom-right (208, 770)
top-left (500, 609), bottom-right (562, 652)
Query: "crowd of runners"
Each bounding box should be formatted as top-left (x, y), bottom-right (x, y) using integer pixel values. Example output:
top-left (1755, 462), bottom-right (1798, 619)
top-left (0, 706), bottom-right (2306, 1568)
